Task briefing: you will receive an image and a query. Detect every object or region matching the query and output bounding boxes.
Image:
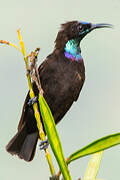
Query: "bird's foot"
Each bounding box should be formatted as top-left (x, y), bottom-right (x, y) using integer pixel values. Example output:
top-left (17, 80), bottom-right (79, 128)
top-left (27, 96), bottom-right (38, 106)
top-left (39, 139), bottom-right (49, 150)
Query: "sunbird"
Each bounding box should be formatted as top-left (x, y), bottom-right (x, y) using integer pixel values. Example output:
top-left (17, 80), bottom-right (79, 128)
top-left (6, 21), bottom-right (112, 161)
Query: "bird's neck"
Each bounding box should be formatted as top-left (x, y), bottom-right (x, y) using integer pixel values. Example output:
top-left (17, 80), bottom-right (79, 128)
top-left (64, 39), bottom-right (83, 62)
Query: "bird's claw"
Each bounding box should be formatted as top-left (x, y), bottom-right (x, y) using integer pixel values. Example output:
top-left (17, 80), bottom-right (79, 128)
top-left (27, 96), bottom-right (38, 106)
top-left (39, 139), bottom-right (49, 150)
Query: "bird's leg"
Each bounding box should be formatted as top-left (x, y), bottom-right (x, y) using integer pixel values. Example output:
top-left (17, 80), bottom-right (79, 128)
top-left (27, 96), bottom-right (38, 106)
top-left (39, 139), bottom-right (49, 150)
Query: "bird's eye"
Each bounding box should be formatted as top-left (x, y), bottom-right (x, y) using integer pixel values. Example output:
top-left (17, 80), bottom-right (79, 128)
top-left (78, 25), bottom-right (83, 32)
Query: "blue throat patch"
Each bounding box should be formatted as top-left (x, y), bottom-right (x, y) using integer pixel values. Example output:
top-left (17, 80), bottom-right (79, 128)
top-left (64, 39), bottom-right (83, 62)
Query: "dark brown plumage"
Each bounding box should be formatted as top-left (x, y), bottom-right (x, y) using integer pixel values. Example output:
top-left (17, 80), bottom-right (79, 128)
top-left (6, 21), bottom-right (111, 161)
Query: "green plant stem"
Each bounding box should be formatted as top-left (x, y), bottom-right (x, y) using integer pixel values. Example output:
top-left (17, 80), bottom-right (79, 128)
top-left (17, 29), bottom-right (55, 176)
top-left (26, 57), bottom-right (55, 175)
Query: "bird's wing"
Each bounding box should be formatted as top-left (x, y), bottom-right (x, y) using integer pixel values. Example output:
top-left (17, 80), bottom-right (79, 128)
top-left (72, 71), bottom-right (85, 101)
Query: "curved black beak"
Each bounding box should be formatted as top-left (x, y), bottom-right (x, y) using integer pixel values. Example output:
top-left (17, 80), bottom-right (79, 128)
top-left (90, 23), bottom-right (113, 31)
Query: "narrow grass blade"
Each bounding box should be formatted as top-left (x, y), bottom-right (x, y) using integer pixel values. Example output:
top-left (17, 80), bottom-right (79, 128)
top-left (84, 151), bottom-right (103, 180)
top-left (67, 133), bottom-right (120, 164)
top-left (39, 94), bottom-right (72, 180)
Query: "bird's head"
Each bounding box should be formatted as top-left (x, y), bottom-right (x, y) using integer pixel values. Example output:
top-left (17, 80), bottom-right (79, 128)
top-left (55, 21), bottom-right (112, 61)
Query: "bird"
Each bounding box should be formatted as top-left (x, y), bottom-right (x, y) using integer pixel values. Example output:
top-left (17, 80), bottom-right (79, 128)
top-left (6, 20), bottom-right (112, 162)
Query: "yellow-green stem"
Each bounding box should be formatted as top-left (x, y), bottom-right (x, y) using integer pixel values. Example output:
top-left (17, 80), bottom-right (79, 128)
top-left (27, 55), bottom-right (55, 175)
top-left (25, 56), bottom-right (55, 176)
top-left (45, 149), bottom-right (56, 176)
top-left (17, 29), bottom-right (55, 176)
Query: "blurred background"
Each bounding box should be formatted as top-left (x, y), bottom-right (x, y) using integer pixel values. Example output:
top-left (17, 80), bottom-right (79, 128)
top-left (0, 0), bottom-right (120, 179)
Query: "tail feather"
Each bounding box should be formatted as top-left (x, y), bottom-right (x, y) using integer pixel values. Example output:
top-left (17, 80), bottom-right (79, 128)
top-left (6, 124), bottom-right (38, 162)
top-left (19, 132), bottom-right (38, 161)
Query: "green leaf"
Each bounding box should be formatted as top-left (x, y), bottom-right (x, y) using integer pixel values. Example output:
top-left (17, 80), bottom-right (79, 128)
top-left (83, 151), bottom-right (103, 180)
top-left (68, 133), bottom-right (120, 164)
top-left (39, 94), bottom-right (72, 180)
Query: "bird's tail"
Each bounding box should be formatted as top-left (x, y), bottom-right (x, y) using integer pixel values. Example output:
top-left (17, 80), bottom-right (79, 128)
top-left (6, 124), bottom-right (38, 162)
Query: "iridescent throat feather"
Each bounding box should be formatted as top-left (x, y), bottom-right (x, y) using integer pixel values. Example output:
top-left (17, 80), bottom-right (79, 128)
top-left (64, 39), bottom-right (83, 62)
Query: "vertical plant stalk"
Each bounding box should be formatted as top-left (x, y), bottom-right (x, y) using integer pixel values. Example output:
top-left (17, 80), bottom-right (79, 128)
top-left (17, 29), bottom-right (55, 176)
top-left (83, 151), bottom-right (103, 180)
